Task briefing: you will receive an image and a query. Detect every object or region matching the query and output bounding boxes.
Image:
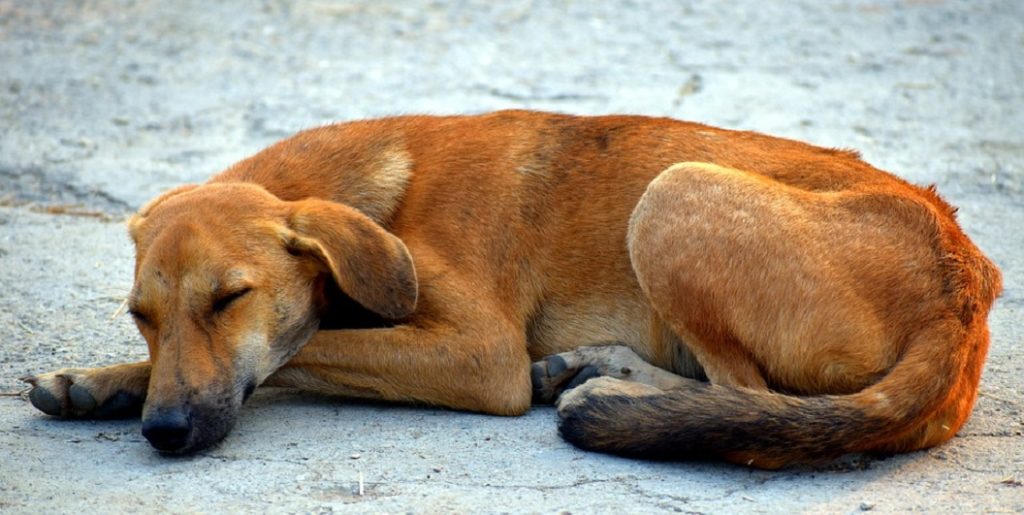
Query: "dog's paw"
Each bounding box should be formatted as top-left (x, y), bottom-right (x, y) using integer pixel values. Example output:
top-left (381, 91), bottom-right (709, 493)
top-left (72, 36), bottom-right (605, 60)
top-left (555, 376), bottom-right (666, 454)
top-left (532, 344), bottom-right (675, 403)
top-left (556, 376), bottom-right (663, 415)
top-left (21, 368), bottom-right (144, 419)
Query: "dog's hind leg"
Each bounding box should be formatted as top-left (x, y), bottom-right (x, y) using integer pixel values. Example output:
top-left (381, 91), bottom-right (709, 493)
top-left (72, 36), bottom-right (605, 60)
top-left (531, 344), bottom-right (690, 403)
top-left (22, 361), bottom-right (150, 419)
top-left (625, 161), bottom-right (903, 393)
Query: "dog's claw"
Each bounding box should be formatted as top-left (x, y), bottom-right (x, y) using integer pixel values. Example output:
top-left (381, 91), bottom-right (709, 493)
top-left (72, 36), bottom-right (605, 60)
top-left (19, 375), bottom-right (38, 386)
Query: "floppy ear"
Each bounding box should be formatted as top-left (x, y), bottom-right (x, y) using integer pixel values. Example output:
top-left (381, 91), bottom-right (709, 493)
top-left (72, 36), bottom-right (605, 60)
top-left (284, 198), bottom-right (418, 320)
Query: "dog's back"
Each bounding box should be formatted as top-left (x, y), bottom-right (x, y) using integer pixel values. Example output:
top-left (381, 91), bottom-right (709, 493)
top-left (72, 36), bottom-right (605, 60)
top-left (217, 109), bottom-right (964, 369)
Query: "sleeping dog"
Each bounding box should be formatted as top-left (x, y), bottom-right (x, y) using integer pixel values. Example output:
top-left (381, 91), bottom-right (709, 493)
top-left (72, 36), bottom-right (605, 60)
top-left (23, 110), bottom-right (1001, 468)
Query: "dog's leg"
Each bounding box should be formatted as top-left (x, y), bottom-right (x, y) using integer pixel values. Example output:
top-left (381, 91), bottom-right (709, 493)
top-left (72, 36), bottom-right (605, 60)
top-left (531, 344), bottom-right (689, 403)
top-left (555, 375), bottom-right (667, 413)
top-left (21, 361), bottom-right (150, 418)
top-left (627, 162), bottom-right (806, 391)
top-left (264, 323), bottom-right (534, 416)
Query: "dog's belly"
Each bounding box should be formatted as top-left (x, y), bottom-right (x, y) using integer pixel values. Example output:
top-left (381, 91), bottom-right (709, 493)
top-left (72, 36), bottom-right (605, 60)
top-left (525, 298), bottom-right (649, 359)
top-left (524, 295), bottom-right (704, 378)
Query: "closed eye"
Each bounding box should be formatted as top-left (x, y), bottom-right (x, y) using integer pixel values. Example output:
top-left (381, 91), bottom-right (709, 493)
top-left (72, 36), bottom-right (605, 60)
top-left (128, 308), bottom-right (152, 326)
top-left (212, 288), bottom-right (252, 314)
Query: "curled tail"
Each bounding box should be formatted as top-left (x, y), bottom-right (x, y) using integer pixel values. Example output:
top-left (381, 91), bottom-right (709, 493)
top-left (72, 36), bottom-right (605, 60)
top-left (559, 380), bottom-right (868, 468)
top-left (558, 317), bottom-right (998, 468)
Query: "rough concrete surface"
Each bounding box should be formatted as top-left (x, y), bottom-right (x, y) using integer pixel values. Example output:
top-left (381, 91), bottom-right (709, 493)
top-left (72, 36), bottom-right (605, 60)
top-left (1, 0), bottom-right (1022, 513)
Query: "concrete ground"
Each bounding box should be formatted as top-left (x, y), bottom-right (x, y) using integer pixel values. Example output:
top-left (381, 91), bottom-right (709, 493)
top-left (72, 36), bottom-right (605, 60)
top-left (1, 0), bottom-right (1022, 512)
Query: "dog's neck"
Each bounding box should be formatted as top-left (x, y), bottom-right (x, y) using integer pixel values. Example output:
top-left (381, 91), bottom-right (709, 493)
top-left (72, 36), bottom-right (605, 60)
top-left (213, 125), bottom-right (413, 226)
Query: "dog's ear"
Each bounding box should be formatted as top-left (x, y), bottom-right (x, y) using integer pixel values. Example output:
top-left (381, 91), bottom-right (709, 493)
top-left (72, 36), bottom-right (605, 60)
top-left (284, 198), bottom-right (418, 320)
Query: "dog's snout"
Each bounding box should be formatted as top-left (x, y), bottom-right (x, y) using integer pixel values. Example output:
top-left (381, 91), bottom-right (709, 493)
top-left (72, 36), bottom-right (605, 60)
top-left (142, 407), bottom-right (192, 452)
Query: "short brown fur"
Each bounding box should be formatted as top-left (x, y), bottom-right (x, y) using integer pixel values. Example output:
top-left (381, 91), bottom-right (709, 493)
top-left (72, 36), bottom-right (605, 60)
top-left (24, 111), bottom-right (1001, 466)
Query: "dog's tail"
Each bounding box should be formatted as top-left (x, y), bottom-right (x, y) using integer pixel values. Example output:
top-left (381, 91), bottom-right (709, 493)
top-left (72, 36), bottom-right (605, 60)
top-left (558, 325), bottom-right (970, 468)
top-left (558, 261), bottom-right (1002, 468)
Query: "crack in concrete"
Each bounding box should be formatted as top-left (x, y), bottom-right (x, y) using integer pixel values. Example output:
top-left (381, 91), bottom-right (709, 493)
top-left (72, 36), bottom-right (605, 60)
top-left (0, 165), bottom-right (134, 215)
top-left (146, 454), bottom-right (713, 510)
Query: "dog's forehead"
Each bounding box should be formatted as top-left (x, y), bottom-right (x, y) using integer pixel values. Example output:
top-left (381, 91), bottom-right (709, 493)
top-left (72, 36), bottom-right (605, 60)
top-left (132, 220), bottom-right (255, 299)
top-left (132, 184), bottom-right (282, 246)
top-left (136, 220), bottom-right (219, 279)
top-left (151, 184), bottom-right (276, 221)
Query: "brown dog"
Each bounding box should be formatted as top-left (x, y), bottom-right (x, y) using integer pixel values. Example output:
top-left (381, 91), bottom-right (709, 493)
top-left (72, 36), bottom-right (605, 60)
top-left (22, 110), bottom-right (1001, 467)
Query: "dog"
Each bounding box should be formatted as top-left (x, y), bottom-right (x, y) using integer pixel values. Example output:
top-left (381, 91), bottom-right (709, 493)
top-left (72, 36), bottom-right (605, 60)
top-left (22, 110), bottom-right (1001, 468)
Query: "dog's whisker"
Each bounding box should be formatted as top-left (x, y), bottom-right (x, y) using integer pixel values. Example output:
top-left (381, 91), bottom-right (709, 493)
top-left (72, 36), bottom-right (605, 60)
top-left (110, 297), bottom-right (129, 320)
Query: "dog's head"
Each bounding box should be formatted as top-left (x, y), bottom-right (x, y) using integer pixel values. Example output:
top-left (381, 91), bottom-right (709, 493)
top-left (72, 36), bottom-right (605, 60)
top-left (125, 182), bottom-right (417, 453)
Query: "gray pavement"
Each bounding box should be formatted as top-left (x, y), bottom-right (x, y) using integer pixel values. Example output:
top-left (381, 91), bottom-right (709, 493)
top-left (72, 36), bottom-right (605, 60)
top-left (1, 0), bottom-right (1022, 512)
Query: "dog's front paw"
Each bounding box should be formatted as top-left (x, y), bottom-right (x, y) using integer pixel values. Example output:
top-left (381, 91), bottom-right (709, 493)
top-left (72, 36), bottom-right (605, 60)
top-left (21, 368), bottom-right (144, 419)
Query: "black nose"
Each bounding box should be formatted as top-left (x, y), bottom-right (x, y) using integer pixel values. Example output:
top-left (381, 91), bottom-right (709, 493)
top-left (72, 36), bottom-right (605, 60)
top-left (142, 407), bottom-right (192, 452)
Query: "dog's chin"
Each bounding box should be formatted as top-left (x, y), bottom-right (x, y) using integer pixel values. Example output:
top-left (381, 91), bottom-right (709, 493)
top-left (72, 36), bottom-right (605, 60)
top-left (172, 417), bottom-right (236, 455)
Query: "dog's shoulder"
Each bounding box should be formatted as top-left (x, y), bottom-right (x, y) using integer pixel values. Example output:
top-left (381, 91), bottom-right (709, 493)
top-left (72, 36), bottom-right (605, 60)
top-left (214, 119), bottom-right (419, 225)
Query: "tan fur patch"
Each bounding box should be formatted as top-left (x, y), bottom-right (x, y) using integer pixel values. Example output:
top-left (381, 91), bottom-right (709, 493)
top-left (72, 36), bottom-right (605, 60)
top-left (336, 147), bottom-right (413, 225)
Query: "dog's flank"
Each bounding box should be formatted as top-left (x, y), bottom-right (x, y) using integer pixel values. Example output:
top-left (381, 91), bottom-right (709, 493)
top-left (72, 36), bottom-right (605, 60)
top-left (22, 110), bottom-right (1000, 465)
